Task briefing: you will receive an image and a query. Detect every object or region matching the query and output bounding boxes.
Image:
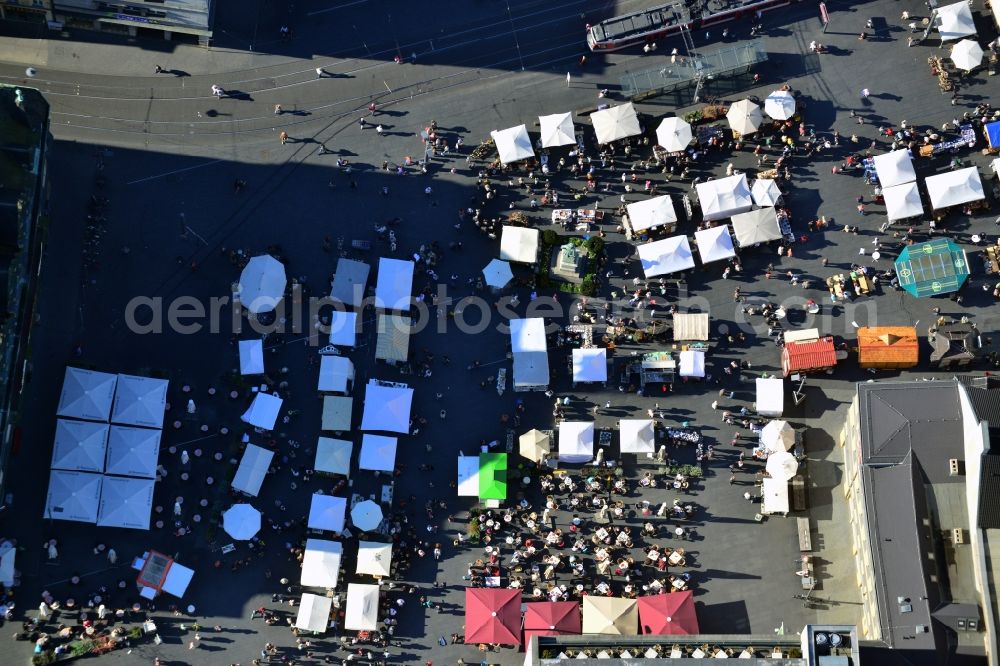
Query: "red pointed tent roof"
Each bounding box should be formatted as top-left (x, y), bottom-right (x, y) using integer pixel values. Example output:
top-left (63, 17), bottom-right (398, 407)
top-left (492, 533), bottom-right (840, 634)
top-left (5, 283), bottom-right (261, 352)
top-left (465, 588), bottom-right (522, 646)
top-left (523, 601), bottom-right (581, 645)
top-left (636, 591), bottom-right (699, 635)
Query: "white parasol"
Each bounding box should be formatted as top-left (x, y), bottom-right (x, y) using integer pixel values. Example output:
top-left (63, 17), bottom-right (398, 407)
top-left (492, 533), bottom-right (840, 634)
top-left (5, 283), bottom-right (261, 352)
top-left (655, 117), bottom-right (693, 152)
top-left (726, 99), bottom-right (763, 136)
top-left (351, 500), bottom-right (384, 532)
top-left (766, 451), bottom-right (799, 481)
top-left (763, 90), bottom-right (796, 120)
top-left (482, 259), bottom-right (513, 289)
top-left (222, 504), bottom-right (261, 540)
top-left (950, 39), bottom-right (984, 71)
top-left (760, 420), bottom-right (795, 452)
top-left (238, 255), bottom-right (287, 314)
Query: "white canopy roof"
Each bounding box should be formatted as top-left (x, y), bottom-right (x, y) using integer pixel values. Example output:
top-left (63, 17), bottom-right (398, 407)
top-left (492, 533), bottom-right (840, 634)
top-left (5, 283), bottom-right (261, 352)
top-left (558, 421), bottom-right (594, 464)
top-left (329, 311), bottom-right (358, 347)
top-left (491, 125), bottom-right (535, 164)
top-left (572, 348), bottom-right (607, 382)
top-left (511, 318), bottom-right (549, 388)
top-left (872, 149), bottom-right (916, 187)
top-left (315, 437), bottom-right (352, 476)
top-left (96, 476), bottom-right (154, 530)
top-left (57, 367), bottom-right (117, 422)
top-left (655, 117), bottom-right (692, 152)
top-left (457, 455), bottom-right (479, 497)
top-left (483, 259), bottom-right (513, 289)
top-left (750, 178), bottom-right (782, 207)
top-left (755, 377), bottom-right (784, 417)
top-left (241, 392), bottom-right (283, 430)
top-left (295, 593), bottom-right (333, 633)
top-left (222, 503), bottom-right (261, 540)
top-left (726, 99), bottom-right (763, 135)
top-left (239, 254), bottom-right (286, 314)
top-left (308, 494), bottom-right (346, 533)
top-left (376, 314), bottom-right (411, 363)
top-left (539, 112), bottom-right (576, 148)
top-left (883, 181), bottom-right (925, 221)
top-left (345, 583), bottom-right (380, 631)
top-left (592, 103), bottom-right (641, 144)
top-left (761, 477), bottom-right (789, 515)
top-left (330, 258), bottom-right (370, 308)
top-left (696, 174), bottom-right (753, 221)
top-left (301, 539), bottom-right (342, 588)
top-left (51, 419), bottom-right (108, 473)
top-left (500, 226), bottom-right (540, 264)
top-left (105, 425), bottom-right (160, 479)
top-left (359, 434), bottom-right (398, 472)
top-left (763, 90), bottom-right (796, 120)
top-left (351, 499), bottom-right (384, 532)
top-left (374, 258), bottom-right (414, 311)
top-left (360, 383), bottom-right (413, 434)
top-left (673, 313), bottom-right (710, 341)
top-left (936, 1), bottom-right (976, 41)
top-left (111, 374), bottom-right (168, 429)
top-left (731, 207), bottom-right (783, 246)
top-left (159, 560), bottom-right (194, 598)
top-left (45, 470), bottom-right (102, 523)
top-left (926, 167), bottom-right (984, 209)
top-left (318, 356), bottom-right (354, 394)
top-left (626, 195), bottom-right (677, 233)
top-left (678, 349), bottom-right (706, 377)
top-left (356, 541), bottom-right (393, 577)
top-left (637, 235), bottom-right (695, 277)
top-left (694, 225), bottom-right (736, 264)
top-left (321, 396), bottom-right (353, 432)
top-left (238, 339), bottom-right (265, 375)
top-left (619, 419), bottom-right (655, 454)
top-left (232, 443), bottom-right (274, 497)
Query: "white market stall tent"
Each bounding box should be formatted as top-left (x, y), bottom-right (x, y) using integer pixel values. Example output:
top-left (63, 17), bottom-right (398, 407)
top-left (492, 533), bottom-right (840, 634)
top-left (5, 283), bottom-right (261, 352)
top-left (356, 541), bottom-right (393, 577)
top-left (539, 113), bottom-right (576, 148)
top-left (360, 382), bottom-right (413, 434)
top-left (359, 434), bottom-right (398, 472)
top-left (51, 419), bottom-right (109, 473)
top-left (296, 593), bottom-right (333, 633)
top-left (314, 437), bottom-right (352, 477)
top-left (457, 455), bottom-right (479, 497)
top-left (936, 1), bottom-right (977, 41)
top-left (105, 425), bottom-right (161, 479)
top-left (57, 367), bottom-right (117, 422)
top-left (755, 377), bottom-right (784, 417)
top-left (731, 208), bottom-right (783, 246)
top-left (750, 178), bottom-right (782, 207)
top-left (637, 235), bottom-right (694, 277)
top-left (300, 538), bottom-right (343, 588)
top-left (761, 477), bottom-right (789, 515)
top-left (308, 494), bottom-right (346, 533)
top-left (500, 226), bottom-right (540, 264)
top-left (238, 339), bottom-right (265, 375)
top-left (694, 225), bottom-right (736, 264)
top-left (872, 149), bottom-right (916, 188)
top-left (374, 258), bottom-right (414, 311)
top-left (883, 181), bottom-right (925, 221)
top-left (558, 421), bottom-right (594, 464)
top-left (97, 476), bottom-right (154, 530)
top-left (317, 356), bottom-right (355, 394)
top-left (223, 503), bottom-right (261, 541)
top-left (330, 258), bottom-right (370, 308)
top-left (491, 125), bottom-right (535, 165)
top-left (329, 311), bottom-right (359, 348)
top-left (232, 443), bottom-right (274, 497)
top-left (696, 174), bottom-right (753, 221)
top-left (591, 103), bottom-right (641, 144)
top-left (241, 392), bottom-right (283, 430)
top-left (45, 470), bottom-right (102, 524)
top-left (678, 350), bottom-right (706, 378)
top-left (321, 396), bottom-right (353, 432)
top-left (511, 318), bottom-right (550, 391)
top-left (344, 583), bottom-right (381, 631)
top-left (376, 314), bottom-right (411, 363)
top-left (619, 419), bottom-right (655, 454)
top-left (926, 167), bottom-right (984, 210)
top-left (572, 348), bottom-right (607, 383)
top-left (626, 195), bottom-right (677, 233)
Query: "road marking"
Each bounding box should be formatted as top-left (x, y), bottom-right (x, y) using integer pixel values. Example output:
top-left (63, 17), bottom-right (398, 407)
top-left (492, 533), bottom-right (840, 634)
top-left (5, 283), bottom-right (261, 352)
top-left (307, 0), bottom-right (368, 16)
top-left (127, 159), bottom-right (225, 185)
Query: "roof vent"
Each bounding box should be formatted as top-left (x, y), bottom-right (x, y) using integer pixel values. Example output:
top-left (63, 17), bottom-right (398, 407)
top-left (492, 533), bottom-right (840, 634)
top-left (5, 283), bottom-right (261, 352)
top-left (900, 604), bottom-right (913, 614)
top-left (952, 528), bottom-right (966, 544)
top-left (949, 458), bottom-right (962, 476)
top-left (916, 625), bottom-right (929, 633)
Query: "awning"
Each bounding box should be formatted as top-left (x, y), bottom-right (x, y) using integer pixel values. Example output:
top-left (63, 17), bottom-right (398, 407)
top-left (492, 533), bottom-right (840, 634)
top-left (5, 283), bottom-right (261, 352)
top-left (750, 178), bottom-right (782, 207)
top-left (318, 355), bottom-right (354, 393)
top-left (232, 443), bottom-right (274, 497)
top-left (330, 258), bottom-right (370, 308)
top-left (359, 434), bottom-right (397, 472)
top-left (755, 377), bottom-right (784, 417)
top-left (655, 117), bottom-right (692, 152)
top-left (308, 494), bottom-right (346, 533)
top-left (731, 207), bottom-right (782, 246)
top-left (518, 429), bottom-right (551, 463)
top-left (936, 1), bottom-right (976, 41)
top-left (112, 374), bottom-right (168, 429)
top-left (872, 149), bottom-right (916, 187)
top-left (465, 588), bottom-right (522, 646)
top-left (105, 425), bottom-right (161, 479)
top-left (926, 166), bottom-right (984, 209)
top-left (762, 477), bottom-right (789, 515)
top-left (57, 367), bottom-right (117, 422)
top-left (558, 421), bottom-right (594, 463)
top-left (329, 311), bottom-right (358, 347)
top-left (51, 419), bottom-right (108, 473)
top-left (345, 583), bottom-right (381, 631)
top-left (374, 257), bottom-right (414, 311)
top-left (572, 348), bottom-right (607, 382)
top-left (295, 593), bottom-right (332, 633)
top-left (678, 350), bottom-right (705, 377)
top-left (591, 103), bottom-right (641, 144)
top-left (314, 437), bottom-right (352, 476)
top-left (223, 503), bottom-right (261, 540)
top-left (491, 125), bottom-right (535, 164)
top-left (301, 538), bottom-right (342, 588)
top-left (479, 453), bottom-right (507, 501)
top-left (619, 419), bottom-right (655, 454)
top-left (637, 235), bottom-right (695, 277)
top-left (539, 113), bottom-right (576, 148)
top-left (351, 499), bottom-right (384, 532)
top-left (482, 259), bottom-right (513, 289)
top-left (672, 313), bottom-right (709, 341)
top-left (239, 254), bottom-right (286, 314)
top-left (696, 173), bottom-right (753, 221)
top-left (694, 225), bottom-right (736, 264)
top-left (321, 396), bottom-right (353, 432)
top-left (500, 226), bottom-right (540, 264)
top-left (883, 181), bottom-right (924, 221)
top-left (356, 541), bottom-right (392, 577)
top-left (360, 382), bottom-right (413, 434)
top-left (523, 601), bottom-right (581, 644)
top-left (96, 476), bottom-right (153, 530)
top-left (238, 339), bottom-right (265, 375)
top-left (241, 392), bottom-right (283, 430)
top-left (626, 195), bottom-right (677, 233)
top-left (763, 90), bottom-right (795, 120)
top-left (726, 99), bottom-right (763, 135)
top-left (637, 591), bottom-right (699, 635)
top-left (582, 596), bottom-right (638, 635)
top-left (894, 238), bottom-right (969, 298)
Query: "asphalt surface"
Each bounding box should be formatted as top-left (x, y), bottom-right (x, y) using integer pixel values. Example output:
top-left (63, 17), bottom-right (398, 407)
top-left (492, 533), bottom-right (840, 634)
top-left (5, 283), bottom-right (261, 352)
top-left (2, 0), bottom-right (1000, 665)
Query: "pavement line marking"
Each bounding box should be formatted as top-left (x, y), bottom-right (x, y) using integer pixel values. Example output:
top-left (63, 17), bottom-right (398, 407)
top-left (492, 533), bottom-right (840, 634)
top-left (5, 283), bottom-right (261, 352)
top-left (126, 159), bottom-right (225, 185)
top-left (308, 0), bottom-right (369, 16)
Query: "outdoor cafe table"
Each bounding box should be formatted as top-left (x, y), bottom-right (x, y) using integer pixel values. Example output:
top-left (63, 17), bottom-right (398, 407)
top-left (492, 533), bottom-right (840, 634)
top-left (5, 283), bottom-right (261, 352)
top-left (668, 550), bottom-right (684, 565)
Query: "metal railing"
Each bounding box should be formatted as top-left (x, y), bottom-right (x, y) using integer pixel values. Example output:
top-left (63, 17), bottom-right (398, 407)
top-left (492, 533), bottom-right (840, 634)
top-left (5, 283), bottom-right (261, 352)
top-left (621, 39), bottom-right (768, 101)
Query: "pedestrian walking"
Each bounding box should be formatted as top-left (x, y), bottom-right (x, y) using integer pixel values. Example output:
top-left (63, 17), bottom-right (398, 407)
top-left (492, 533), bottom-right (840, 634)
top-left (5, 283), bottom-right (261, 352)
top-left (154, 65), bottom-right (164, 74)
top-left (376, 124), bottom-right (384, 136)
top-left (358, 117), bottom-right (366, 130)
top-left (279, 131), bottom-right (289, 145)
top-left (274, 104), bottom-right (282, 115)
top-left (316, 67), bottom-right (325, 78)
top-left (860, 88), bottom-right (870, 100)
top-left (604, 400), bottom-right (611, 409)
top-left (566, 72), bottom-right (571, 87)
top-left (368, 101), bottom-right (377, 115)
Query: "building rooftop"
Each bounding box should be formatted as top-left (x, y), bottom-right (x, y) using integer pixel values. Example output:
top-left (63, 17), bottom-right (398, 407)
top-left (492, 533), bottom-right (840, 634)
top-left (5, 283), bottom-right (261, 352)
top-left (857, 326), bottom-right (919, 367)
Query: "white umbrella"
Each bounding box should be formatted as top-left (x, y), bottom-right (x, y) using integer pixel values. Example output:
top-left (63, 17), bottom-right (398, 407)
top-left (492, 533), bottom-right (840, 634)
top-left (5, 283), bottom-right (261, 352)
top-left (655, 117), bottom-right (692, 152)
top-left (760, 420), bottom-right (795, 452)
top-left (482, 259), bottom-right (513, 289)
top-left (766, 451), bottom-right (799, 481)
top-left (763, 90), bottom-right (796, 120)
top-left (539, 113), bottom-right (576, 148)
top-left (726, 99), bottom-right (763, 136)
top-left (950, 39), bottom-right (984, 71)
top-left (239, 255), bottom-right (287, 314)
top-left (351, 500), bottom-right (384, 532)
top-left (223, 504), bottom-right (261, 540)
